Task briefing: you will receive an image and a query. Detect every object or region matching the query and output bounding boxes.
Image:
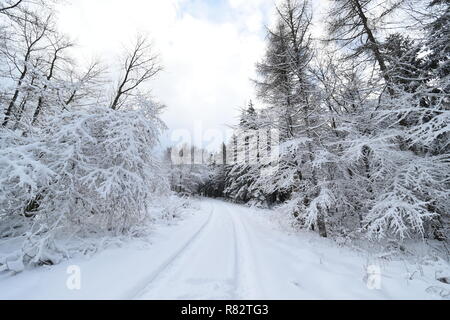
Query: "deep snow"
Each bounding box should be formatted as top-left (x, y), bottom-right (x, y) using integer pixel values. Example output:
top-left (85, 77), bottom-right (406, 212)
top-left (0, 199), bottom-right (449, 300)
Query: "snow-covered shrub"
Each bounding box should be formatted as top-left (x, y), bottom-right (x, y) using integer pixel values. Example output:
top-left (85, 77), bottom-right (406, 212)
top-left (0, 102), bottom-right (171, 270)
top-left (38, 105), bottom-right (168, 235)
top-left (0, 129), bottom-right (54, 238)
top-left (364, 152), bottom-right (450, 240)
top-left (168, 163), bottom-right (211, 196)
top-left (334, 106), bottom-right (450, 241)
top-left (150, 194), bottom-right (194, 223)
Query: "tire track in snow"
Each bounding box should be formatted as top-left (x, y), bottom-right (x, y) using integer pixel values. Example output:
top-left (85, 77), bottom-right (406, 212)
top-left (222, 202), bottom-right (263, 299)
top-left (234, 204), bottom-right (305, 260)
top-left (227, 202), bottom-right (242, 299)
top-left (227, 202), bottom-right (307, 299)
top-left (124, 203), bottom-right (214, 300)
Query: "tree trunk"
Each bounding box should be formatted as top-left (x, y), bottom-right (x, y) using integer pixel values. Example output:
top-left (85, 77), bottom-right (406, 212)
top-left (352, 0), bottom-right (394, 96)
top-left (317, 205), bottom-right (328, 238)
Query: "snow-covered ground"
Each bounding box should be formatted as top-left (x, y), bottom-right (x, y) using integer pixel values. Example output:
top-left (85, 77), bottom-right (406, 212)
top-left (0, 199), bottom-right (449, 300)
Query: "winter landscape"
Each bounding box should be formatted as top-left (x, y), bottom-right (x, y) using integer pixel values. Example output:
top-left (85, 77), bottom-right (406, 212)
top-left (0, 0), bottom-right (449, 300)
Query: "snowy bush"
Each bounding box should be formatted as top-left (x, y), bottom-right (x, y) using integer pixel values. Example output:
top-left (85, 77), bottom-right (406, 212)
top-left (0, 3), bottom-right (187, 272)
top-left (0, 102), bottom-right (172, 271)
top-left (0, 129), bottom-right (54, 239)
top-left (364, 153), bottom-right (450, 240)
top-left (38, 104), bottom-right (168, 235)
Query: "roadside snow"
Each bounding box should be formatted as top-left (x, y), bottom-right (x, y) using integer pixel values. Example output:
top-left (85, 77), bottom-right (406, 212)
top-left (0, 199), bottom-right (449, 300)
top-left (0, 206), bottom-right (207, 299)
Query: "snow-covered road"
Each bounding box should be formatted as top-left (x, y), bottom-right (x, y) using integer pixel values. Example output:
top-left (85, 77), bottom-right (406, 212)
top-left (133, 199), bottom-right (357, 300)
top-left (0, 199), bottom-right (448, 299)
top-left (134, 199), bottom-right (306, 300)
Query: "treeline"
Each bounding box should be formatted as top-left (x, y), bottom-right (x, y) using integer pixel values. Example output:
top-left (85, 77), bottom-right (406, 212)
top-left (171, 0), bottom-right (450, 241)
top-left (0, 1), bottom-right (173, 271)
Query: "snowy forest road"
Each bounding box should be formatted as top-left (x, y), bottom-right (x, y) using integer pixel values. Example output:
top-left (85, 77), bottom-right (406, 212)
top-left (0, 199), bottom-right (442, 300)
top-left (132, 199), bottom-right (443, 300)
top-left (132, 199), bottom-right (308, 299)
top-left (129, 199), bottom-right (380, 299)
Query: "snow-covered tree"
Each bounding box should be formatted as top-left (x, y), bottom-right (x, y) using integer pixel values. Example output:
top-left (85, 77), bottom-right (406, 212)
top-left (209, 0), bottom-right (449, 241)
top-left (110, 35), bottom-right (161, 111)
top-left (0, 2), bottom-right (181, 270)
top-left (255, 0), bottom-right (333, 236)
top-left (1, 98), bottom-right (170, 270)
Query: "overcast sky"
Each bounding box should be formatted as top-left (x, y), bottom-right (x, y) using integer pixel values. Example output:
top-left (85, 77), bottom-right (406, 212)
top-left (56, 0), bottom-right (329, 151)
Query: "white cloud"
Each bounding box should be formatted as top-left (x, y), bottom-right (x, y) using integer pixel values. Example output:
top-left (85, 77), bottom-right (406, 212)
top-left (56, 0), bottom-right (270, 150)
top-left (56, 0), bottom-right (330, 151)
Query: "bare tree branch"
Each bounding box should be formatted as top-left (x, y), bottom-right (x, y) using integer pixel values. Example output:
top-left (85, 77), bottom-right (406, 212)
top-left (110, 34), bottom-right (162, 110)
top-left (0, 0), bottom-right (23, 13)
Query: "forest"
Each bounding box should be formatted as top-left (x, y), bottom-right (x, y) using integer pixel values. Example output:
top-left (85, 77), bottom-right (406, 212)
top-left (0, 0), bottom-right (449, 283)
top-left (166, 0), bottom-right (449, 242)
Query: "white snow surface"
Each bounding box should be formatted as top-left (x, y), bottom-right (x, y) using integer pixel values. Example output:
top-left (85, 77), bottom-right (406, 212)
top-left (0, 199), bottom-right (449, 300)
